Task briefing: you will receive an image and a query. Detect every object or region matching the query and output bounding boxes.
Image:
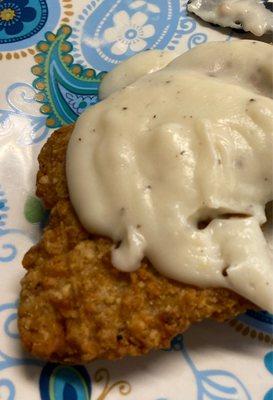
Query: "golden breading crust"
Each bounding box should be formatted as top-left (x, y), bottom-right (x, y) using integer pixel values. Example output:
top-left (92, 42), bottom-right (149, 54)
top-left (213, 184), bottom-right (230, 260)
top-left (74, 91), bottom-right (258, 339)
top-left (18, 125), bottom-right (252, 364)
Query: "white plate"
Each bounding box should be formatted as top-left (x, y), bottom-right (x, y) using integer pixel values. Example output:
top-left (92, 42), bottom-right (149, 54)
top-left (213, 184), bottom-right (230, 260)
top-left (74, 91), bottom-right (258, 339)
top-left (0, 1), bottom-right (272, 399)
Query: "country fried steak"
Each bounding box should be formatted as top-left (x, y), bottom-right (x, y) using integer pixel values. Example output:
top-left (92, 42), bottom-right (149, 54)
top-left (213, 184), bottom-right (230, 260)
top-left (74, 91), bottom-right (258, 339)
top-left (18, 125), bottom-right (252, 364)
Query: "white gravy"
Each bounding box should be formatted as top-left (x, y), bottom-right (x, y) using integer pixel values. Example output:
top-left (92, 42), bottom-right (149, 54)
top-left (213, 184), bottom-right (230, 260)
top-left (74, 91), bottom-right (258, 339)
top-left (188, 0), bottom-right (273, 36)
top-left (99, 50), bottom-right (178, 100)
top-left (67, 41), bottom-right (273, 312)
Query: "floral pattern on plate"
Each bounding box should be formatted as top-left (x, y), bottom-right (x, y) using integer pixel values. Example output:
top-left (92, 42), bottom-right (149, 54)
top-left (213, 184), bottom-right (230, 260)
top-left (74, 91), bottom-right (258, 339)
top-left (0, 0), bottom-right (74, 60)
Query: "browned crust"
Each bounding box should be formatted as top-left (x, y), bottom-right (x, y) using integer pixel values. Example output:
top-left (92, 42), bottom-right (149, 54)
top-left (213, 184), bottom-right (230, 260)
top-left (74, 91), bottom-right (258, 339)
top-left (18, 124), bottom-right (252, 364)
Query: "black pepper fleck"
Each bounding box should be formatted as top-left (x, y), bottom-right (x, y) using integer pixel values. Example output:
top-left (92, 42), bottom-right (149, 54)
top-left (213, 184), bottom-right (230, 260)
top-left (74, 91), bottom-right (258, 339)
top-left (218, 158), bottom-right (222, 165)
top-left (122, 107), bottom-right (128, 110)
top-left (180, 150), bottom-right (186, 156)
top-left (264, 177), bottom-right (268, 182)
top-left (78, 138), bottom-right (82, 142)
top-left (136, 224), bottom-right (142, 229)
top-left (165, 80), bottom-right (171, 84)
top-left (117, 334), bottom-right (123, 341)
top-left (146, 185), bottom-right (152, 189)
top-left (93, 128), bottom-right (96, 132)
top-left (235, 159), bottom-right (244, 169)
top-left (153, 114), bottom-right (157, 119)
top-left (249, 98), bottom-right (256, 102)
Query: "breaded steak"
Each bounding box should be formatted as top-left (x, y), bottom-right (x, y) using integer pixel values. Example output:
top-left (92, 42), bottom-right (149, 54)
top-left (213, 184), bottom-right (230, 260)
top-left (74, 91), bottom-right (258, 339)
top-left (18, 125), bottom-right (253, 364)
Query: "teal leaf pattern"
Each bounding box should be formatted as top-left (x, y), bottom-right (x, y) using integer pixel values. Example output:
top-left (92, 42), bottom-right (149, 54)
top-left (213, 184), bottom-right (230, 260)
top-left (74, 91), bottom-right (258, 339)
top-left (39, 363), bottom-right (91, 400)
top-left (264, 351), bottom-right (273, 400)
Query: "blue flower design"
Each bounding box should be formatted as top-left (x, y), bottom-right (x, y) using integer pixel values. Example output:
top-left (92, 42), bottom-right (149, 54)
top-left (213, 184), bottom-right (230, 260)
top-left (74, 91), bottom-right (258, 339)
top-left (104, 10), bottom-right (155, 55)
top-left (0, 0), bottom-right (36, 36)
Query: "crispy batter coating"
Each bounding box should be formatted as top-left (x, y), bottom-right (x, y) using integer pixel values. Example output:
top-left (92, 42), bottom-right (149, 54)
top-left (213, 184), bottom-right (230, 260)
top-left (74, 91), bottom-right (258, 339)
top-left (18, 125), bottom-right (252, 364)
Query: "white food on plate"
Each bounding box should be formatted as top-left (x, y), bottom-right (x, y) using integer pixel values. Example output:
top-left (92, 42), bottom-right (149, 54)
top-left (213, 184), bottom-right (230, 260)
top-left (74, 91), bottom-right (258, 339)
top-left (67, 41), bottom-right (273, 312)
top-left (99, 50), bottom-right (178, 100)
top-left (187, 0), bottom-right (273, 36)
